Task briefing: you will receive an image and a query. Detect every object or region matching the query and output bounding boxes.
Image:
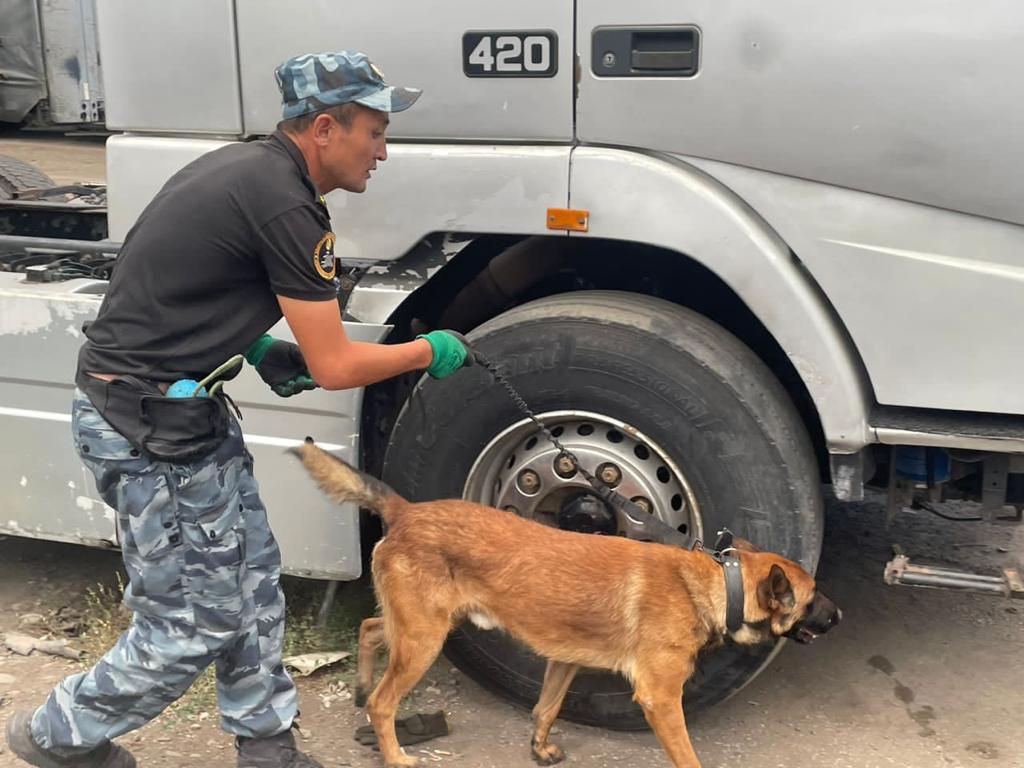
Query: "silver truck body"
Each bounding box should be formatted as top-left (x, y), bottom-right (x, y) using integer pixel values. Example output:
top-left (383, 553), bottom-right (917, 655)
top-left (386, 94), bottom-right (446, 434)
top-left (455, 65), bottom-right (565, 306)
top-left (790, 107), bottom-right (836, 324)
top-left (0, 268), bottom-right (380, 578)
top-left (3, 0), bottom-right (1022, 579)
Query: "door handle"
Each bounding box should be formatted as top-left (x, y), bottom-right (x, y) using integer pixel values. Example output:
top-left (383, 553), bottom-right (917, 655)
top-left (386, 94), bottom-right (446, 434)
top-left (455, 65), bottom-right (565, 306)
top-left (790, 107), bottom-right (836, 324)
top-left (631, 49), bottom-right (695, 71)
top-left (593, 26), bottom-right (700, 77)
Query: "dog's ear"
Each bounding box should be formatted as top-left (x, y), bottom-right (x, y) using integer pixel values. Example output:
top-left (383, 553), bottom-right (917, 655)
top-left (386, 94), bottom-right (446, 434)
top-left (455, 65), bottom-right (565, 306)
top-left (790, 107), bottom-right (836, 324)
top-left (757, 563), bottom-right (796, 611)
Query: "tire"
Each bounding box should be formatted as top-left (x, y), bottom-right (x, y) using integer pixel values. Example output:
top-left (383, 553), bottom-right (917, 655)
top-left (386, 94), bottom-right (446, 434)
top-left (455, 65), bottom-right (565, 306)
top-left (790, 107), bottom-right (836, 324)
top-left (382, 290), bottom-right (823, 730)
top-left (0, 154), bottom-right (54, 200)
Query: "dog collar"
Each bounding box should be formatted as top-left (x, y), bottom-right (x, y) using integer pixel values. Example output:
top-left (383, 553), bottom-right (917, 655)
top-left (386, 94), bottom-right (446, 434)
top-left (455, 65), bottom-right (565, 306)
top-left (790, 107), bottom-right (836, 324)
top-left (701, 529), bottom-right (746, 633)
top-left (718, 550), bottom-right (745, 632)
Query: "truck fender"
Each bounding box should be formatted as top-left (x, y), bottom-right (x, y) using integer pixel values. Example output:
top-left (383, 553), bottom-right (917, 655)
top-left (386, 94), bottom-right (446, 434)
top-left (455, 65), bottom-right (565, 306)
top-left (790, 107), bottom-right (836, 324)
top-left (568, 147), bottom-right (872, 451)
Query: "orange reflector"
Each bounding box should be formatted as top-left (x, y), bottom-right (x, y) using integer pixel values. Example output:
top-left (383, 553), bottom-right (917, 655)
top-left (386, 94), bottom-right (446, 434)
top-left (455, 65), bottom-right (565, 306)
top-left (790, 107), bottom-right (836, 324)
top-left (546, 207), bottom-right (589, 232)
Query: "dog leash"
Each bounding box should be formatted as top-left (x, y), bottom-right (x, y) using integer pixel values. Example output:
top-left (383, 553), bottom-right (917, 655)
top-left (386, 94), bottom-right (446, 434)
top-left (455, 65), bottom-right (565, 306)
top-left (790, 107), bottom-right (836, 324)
top-left (471, 349), bottom-right (691, 549)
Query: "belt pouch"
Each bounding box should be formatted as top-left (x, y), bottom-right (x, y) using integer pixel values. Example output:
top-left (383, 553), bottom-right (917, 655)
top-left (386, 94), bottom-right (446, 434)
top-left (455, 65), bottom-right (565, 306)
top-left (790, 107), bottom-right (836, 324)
top-left (77, 371), bottom-right (229, 462)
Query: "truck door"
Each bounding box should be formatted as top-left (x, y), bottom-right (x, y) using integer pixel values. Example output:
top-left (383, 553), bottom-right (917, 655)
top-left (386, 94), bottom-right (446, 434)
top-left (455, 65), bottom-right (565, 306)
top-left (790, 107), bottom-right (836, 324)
top-left (235, 1), bottom-right (575, 142)
top-left (575, 0), bottom-right (1024, 224)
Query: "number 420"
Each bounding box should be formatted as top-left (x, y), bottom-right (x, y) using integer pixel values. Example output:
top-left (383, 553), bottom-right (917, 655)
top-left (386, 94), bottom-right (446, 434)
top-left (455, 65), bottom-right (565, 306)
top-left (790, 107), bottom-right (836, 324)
top-left (468, 34), bottom-right (552, 74)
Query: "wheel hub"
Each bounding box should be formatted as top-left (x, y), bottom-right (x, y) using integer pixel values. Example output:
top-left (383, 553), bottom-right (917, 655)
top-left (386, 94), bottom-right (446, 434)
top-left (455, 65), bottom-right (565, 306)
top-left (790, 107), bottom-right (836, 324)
top-left (557, 492), bottom-right (617, 534)
top-left (464, 411), bottom-right (701, 542)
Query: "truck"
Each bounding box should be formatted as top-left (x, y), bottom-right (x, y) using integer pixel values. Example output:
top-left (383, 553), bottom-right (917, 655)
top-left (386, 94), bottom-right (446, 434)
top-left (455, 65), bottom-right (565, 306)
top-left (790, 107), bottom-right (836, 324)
top-left (0, 0), bottom-right (104, 129)
top-left (1, 0), bottom-right (1022, 731)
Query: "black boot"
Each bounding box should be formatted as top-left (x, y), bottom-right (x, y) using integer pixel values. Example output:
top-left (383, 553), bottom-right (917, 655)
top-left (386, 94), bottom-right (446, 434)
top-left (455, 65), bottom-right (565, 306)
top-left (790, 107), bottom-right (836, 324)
top-left (5, 710), bottom-right (136, 768)
top-left (236, 728), bottom-right (323, 768)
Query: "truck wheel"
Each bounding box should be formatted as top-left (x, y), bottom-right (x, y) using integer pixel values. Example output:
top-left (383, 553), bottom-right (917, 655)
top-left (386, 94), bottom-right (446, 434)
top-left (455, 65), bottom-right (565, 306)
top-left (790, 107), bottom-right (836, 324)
top-left (382, 290), bottom-right (823, 730)
top-left (0, 154), bottom-right (54, 200)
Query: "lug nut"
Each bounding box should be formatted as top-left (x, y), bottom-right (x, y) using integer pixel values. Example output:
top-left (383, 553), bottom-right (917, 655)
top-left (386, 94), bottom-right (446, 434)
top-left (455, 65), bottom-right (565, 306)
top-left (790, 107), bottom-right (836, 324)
top-left (517, 469), bottom-right (541, 494)
top-left (631, 496), bottom-right (652, 513)
top-left (554, 455), bottom-right (577, 478)
top-left (598, 463), bottom-right (622, 487)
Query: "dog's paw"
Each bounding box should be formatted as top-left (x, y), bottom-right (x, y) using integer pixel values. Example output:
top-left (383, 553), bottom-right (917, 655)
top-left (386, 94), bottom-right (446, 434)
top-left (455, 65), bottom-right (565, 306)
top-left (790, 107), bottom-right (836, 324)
top-left (531, 741), bottom-right (566, 765)
top-left (384, 750), bottom-right (422, 768)
top-left (354, 686), bottom-right (368, 708)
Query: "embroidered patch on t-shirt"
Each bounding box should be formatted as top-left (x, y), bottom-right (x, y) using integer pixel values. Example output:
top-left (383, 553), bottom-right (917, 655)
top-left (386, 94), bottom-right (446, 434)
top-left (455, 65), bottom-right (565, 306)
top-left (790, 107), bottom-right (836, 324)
top-left (313, 232), bottom-right (337, 280)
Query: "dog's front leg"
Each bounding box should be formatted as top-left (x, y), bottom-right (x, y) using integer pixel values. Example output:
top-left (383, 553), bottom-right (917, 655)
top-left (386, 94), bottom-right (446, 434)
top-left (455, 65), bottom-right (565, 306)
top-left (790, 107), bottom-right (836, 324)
top-left (356, 617), bottom-right (386, 707)
top-left (530, 661), bottom-right (580, 765)
top-left (633, 665), bottom-right (702, 768)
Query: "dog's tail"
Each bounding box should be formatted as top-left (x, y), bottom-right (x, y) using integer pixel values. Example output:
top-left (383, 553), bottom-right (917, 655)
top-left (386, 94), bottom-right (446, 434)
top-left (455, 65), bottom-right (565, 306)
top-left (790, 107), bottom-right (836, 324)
top-left (289, 437), bottom-right (405, 524)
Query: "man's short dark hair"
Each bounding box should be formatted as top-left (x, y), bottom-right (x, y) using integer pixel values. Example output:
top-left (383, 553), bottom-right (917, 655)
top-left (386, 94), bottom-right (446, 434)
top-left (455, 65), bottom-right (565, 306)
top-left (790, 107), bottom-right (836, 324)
top-left (277, 102), bottom-right (359, 133)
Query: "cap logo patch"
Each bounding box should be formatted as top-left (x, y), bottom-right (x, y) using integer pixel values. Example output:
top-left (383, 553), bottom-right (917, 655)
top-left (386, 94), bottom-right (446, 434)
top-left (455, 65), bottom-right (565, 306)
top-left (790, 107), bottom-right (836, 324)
top-left (313, 232), bottom-right (337, 280)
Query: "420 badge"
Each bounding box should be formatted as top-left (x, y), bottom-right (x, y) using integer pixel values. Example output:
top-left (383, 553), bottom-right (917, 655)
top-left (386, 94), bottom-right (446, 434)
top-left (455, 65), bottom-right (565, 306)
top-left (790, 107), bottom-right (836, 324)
top-left (463, 31), bottom-right (558, 77)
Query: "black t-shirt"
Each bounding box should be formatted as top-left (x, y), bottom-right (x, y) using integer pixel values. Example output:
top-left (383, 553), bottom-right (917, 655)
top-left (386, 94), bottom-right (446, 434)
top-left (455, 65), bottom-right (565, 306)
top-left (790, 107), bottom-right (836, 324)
top-left (78, 131), bottom-right (339, 382)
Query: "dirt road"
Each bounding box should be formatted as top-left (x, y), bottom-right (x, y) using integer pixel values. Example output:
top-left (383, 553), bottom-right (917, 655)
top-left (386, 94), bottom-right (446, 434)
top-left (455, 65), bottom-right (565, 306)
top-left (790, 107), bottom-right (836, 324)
top-left (0, 131), bottom-right (106, 185)
top-left (2, 492), bottom-right (1021, 768)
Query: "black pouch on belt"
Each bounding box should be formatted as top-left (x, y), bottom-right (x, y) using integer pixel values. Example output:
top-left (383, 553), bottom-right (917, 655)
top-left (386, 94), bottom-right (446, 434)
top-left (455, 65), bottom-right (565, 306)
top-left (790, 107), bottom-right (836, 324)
top-left (76, 370), bottom-right (230, 462)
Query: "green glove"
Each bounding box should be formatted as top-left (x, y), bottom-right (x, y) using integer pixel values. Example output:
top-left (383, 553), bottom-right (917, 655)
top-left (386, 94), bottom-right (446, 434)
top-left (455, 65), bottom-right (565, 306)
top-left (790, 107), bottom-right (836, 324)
top-left (418, 330), bottom-right (474, 379)
top-left (244, 334), bottom-right (318, 397)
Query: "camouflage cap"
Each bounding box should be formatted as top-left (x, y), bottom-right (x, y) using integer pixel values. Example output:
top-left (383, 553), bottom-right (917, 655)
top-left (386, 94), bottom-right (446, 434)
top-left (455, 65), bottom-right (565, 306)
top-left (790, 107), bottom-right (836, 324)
top-left (275, 51), bottom-right (421, 119)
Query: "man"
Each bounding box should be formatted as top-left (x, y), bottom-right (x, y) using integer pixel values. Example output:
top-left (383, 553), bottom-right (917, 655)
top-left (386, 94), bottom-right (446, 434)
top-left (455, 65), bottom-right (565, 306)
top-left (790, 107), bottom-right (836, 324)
top-left (5, 51), bottom-right (469, 768)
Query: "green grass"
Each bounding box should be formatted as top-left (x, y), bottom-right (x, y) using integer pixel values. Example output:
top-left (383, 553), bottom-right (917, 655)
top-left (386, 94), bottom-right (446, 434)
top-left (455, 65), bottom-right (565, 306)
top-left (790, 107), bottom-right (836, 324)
top-left (76, 572), bottom-right (376, 721)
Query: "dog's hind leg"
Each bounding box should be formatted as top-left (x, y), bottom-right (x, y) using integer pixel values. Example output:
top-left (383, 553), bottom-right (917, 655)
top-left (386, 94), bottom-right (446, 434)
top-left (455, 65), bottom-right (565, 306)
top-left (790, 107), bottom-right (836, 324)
top-left (355, 616), bottom-right (386, 707)
top-left (366, 615), bottom-right (449, 768)
top-left (530, 661), bottom-right (579, 765)
top-left (633, 659), bottom-right (702, 768)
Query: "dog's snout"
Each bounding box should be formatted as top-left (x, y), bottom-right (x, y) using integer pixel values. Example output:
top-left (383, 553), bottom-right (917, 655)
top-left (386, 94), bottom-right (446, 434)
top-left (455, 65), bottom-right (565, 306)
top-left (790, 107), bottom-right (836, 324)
top-left (783, 592), bottom-right (839, 642)
top-left (796, 593), bottom-right (841, 639)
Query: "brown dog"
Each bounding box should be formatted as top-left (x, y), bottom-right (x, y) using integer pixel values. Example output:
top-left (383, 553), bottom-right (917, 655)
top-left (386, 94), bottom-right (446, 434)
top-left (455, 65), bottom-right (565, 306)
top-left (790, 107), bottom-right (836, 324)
top-left (292, 441), bottom-right (840, 768)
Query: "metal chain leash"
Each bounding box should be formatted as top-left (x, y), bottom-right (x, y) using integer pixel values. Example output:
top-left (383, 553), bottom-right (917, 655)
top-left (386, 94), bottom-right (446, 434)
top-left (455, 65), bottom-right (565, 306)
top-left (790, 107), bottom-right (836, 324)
top-left (471, 349), bottom-right (692, 549)
top-left (473, 350), bottom-right (604, 490)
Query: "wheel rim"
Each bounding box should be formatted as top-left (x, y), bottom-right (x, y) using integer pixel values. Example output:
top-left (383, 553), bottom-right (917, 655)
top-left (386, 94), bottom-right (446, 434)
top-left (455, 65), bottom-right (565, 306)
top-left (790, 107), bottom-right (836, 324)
top-left (463, 410), bottom-right (703, 543)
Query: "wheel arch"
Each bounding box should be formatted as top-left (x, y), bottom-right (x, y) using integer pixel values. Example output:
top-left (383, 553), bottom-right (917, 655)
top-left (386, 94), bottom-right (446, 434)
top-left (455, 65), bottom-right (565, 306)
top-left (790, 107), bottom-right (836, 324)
top-left (359, 234), bottom-right (848, 484)
top-left (356, 147), bottom-right (874, 476)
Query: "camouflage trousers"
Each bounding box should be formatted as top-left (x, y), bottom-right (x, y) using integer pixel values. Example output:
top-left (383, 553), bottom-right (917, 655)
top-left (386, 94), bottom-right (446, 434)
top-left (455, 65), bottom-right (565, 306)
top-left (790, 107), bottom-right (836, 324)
top-left (31, 388), bottom-right (298, 753)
